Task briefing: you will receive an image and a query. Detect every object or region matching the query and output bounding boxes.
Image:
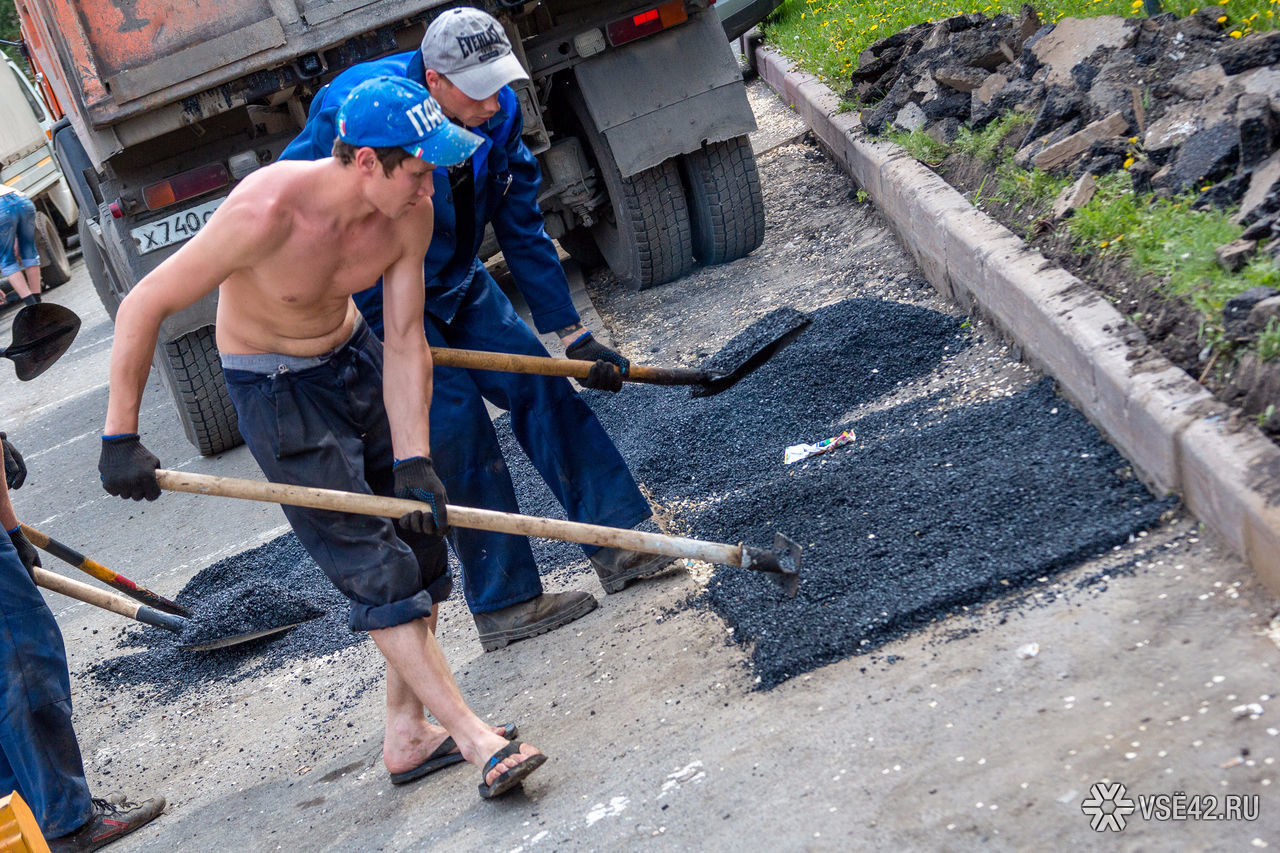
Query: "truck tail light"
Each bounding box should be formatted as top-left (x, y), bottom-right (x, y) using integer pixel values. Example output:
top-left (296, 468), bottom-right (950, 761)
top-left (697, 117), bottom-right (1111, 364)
top-left (606, 0), bottom-right (688, 46)
top-left (143, 163), bottom-right (229, 211)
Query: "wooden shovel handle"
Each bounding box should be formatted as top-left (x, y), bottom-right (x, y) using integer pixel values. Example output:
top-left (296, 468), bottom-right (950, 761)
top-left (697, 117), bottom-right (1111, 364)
top-left (32, 567), bottom-right (186, 633)
top-left (429, 347), bottom-right (714, 387)
top-left (155, 470), bottom-right (746, 568)
top-left (20, 523), bottom-right (190, 617)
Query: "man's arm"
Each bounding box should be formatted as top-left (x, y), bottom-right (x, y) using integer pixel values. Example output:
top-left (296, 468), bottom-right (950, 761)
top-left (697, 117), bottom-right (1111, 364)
top-left (383, 203), bottom-right (450, 535)
top-left (380, 207), bottom-right (434, 460)
top-left (486, 92), bottom-right (629, 390)
top-left (100, 187), bottom-right (277, 501)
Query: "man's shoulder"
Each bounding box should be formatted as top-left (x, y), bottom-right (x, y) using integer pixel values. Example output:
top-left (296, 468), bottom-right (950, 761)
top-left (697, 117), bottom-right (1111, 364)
top-left (218, 161), bottom-right (315, 234)
top-left (329, 50), bottom-right (420, 97)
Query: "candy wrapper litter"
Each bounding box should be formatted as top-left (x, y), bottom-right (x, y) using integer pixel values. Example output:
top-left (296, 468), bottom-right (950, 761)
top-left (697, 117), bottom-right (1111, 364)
top-left (784, 429), bottom-right (856, 465)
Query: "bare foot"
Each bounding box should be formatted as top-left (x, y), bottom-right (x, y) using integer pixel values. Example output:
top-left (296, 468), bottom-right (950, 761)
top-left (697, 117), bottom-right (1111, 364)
top-left (481, 742), bottom-right (543, 790)
top-left (384, 721), bottom-right (511, 775)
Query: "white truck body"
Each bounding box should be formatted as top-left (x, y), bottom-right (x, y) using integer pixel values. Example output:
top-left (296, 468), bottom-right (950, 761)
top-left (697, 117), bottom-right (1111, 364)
top-left (0, 56), bottom-right (76, 288)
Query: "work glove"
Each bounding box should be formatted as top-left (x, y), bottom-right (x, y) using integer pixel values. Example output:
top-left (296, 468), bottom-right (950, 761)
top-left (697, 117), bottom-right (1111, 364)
top-left (98, 434), bottom-right (161, 501)
top-left (1, 432), bottom-right (26, 489)
top-left (565, 332), bottom-right (629, 393)
top-left (393, 456), bottom-right (449, 536)
top-left (7, 526), bottom-right (40, 580)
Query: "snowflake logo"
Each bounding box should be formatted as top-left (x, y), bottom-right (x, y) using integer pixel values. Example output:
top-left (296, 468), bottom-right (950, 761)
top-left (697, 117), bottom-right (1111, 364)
top-left (1080, 782), bottom-right (1135, 832)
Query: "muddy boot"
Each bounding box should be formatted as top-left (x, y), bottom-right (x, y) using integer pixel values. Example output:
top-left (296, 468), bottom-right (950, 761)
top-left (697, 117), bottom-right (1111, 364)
top-left (589, 547), bottom-right (675, 594)
top-left (48, 795), bottom-right (166, 853)
top-left (473, 591), bottom-right (598, 651)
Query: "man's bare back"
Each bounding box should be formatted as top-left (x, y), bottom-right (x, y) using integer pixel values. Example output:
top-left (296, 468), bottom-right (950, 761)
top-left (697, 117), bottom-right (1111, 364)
top-left (212, 158), bottom-right (436, 358)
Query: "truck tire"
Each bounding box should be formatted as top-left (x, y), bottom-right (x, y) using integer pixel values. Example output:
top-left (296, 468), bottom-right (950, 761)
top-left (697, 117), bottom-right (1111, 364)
top-left (568, 91), bottom-right (693, 291)
top-left (35, 212), bottom-right (72, 288)
top-left (160, 327), bottom-right (242, 456)
top-left (79, 219), bottom-right (121, 321)
top-left (680, 136), bottom-right (765, 266)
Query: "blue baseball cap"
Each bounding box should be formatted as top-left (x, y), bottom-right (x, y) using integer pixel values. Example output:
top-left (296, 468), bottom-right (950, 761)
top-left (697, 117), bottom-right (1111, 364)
top-left (336, 76), bottom-right (481, 166)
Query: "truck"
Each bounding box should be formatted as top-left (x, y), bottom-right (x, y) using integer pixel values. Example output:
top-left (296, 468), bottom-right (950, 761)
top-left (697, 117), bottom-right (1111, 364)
top-left (0, 54), bottom-right (76, 295)
top-left (17, 0), bottom-right (768, 456)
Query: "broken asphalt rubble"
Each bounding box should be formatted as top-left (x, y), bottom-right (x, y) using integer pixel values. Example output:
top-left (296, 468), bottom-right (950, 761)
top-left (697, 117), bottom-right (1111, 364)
top-left (851, 7), bottom-right (1280, 257)
top-left (849, 6), bottom-right (1280, 431)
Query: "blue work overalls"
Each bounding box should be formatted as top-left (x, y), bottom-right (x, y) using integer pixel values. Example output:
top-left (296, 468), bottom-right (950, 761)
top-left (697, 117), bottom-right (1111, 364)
top-left (0, 533), bottom-right (92, 837)
top-left (281, 52), bottom-right (650, 614)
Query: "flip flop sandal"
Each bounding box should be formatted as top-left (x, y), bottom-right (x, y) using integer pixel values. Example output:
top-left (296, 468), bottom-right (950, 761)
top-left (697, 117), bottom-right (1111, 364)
top-left (478, 741), bottom-right (547, 799)
top-left (390, 723), bottom-right (517, 786)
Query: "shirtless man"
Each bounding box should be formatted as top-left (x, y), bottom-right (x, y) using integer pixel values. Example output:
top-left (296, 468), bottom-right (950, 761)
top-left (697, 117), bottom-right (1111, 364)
top-left (97, 77), bottom-right (543, 798)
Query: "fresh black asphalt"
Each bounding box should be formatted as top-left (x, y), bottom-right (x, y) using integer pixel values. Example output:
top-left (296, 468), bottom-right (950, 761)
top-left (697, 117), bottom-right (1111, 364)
top-left (504, 297), bottom-right (1174, 687)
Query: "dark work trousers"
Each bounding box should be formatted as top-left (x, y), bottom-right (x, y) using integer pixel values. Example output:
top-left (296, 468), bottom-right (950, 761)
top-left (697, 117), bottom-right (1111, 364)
top-left (0, 533), bottom-right (93, 838)
top-left (425, 264), bottom-right (651, 614)
top-left (223, 322), bottom-right (450, 632)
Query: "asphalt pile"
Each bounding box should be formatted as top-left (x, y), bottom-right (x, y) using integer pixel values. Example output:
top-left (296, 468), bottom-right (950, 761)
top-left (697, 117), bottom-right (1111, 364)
top-left (502, 297), bottom-right (1173, 687)
top-left (84, 533), bottom-right (365, 703)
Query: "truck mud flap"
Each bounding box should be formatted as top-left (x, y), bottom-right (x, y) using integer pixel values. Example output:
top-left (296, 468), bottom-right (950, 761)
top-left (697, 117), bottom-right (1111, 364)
top-left (572, 10), bottom-right (756, 179)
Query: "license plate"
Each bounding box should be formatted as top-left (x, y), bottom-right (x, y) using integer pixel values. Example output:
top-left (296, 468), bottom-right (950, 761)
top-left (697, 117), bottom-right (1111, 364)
top-left (131, 196), bottom-right (226, 255)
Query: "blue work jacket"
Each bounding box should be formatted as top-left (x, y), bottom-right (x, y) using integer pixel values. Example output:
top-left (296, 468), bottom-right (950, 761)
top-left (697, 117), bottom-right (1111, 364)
top-left (280, 50), bottom-right (580, 336)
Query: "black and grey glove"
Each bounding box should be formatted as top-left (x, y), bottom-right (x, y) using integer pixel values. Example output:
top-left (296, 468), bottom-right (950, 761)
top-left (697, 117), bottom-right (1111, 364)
top-left (7, 526), bottom-right (40, 579)
top-left (98, 434), bottom-right (161, 501)
top-left (393, 456), bottom-right (450, 536)
top-left (565, 332), bottom-right (629, 393)
top-left (1, 432), bottom-right (26, 489)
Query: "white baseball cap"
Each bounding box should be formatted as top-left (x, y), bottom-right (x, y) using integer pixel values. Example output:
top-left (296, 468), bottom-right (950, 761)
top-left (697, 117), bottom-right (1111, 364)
top-left (420, 8), bottom-right (530, 100)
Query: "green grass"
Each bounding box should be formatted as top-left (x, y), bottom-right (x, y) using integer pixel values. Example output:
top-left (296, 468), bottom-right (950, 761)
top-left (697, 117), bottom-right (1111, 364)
top-left (953, 113), bottom-right (1032, 163)
top-left (1259, 319), bottom-right (1280, 362)
top-left (764, 0), bottom-right (1278, 85)
top-left (1067, 175), bottom-right (1280, 323)
top-left (886, 127), bottom-right (950, 164)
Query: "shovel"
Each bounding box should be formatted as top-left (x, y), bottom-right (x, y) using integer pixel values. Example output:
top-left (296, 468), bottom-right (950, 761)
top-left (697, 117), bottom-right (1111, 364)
top-left (19, 523), bottom-right (190, 617)
top-left (429, 306), bottom-right (811, 398)
top-left (154, 470), bottom-right (802, 596)
top-left (1, 303), bottom-right (81, 381)
top-left (32, 567), bottom-right (316, 652)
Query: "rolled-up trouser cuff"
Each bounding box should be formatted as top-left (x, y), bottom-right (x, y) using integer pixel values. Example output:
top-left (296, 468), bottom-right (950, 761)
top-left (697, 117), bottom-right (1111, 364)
top-left (350, 589), bottom-right (437, 632)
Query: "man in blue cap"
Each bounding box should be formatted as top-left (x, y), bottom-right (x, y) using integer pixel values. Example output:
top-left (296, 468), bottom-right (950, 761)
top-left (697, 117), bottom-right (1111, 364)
top-left (98, 78), bottom-right (545, 797)
top-left (282, 8), bottom-right (673, 652)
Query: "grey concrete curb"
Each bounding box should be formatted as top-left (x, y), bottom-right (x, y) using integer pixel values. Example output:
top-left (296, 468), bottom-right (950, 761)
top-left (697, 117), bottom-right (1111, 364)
top-left (755, 45), bottom-right (1280, 596)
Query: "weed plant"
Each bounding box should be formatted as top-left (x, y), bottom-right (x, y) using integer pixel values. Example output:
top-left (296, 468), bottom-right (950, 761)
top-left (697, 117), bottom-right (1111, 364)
top-left (765, 0), bottom-right (1278, 84)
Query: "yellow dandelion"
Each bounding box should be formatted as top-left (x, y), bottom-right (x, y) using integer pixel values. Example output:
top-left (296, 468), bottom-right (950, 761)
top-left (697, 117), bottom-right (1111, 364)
top-left (1128, 136), bottom-right (1138, 143)
top-left (1230, 29), bottom-right (1242, 35)
top-left (1124, 156), bottom-right (1135, 168)
top-left (1218, 14), bottom-right (1228, 20)
top-left (1100, 241), bottom-right (1110, 248)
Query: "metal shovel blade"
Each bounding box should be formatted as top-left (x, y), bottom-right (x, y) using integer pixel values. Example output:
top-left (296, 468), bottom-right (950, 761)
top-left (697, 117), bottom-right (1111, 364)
top-left (742, 532), bottom-right (803, 596)
top-left (690, 307), bottom-right (810, 398)
top-left (179, 615), bottom-right (320, 652)
top-left (2, 303), bottom-right (81, 380)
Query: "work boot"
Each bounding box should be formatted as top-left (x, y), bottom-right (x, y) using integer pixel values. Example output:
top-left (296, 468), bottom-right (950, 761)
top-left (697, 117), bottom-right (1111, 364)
top-left (589, 547), bottom-right (676, 594)
top-left (48, 795), bottom-right (165, 852)
top-left (21, 294), bottom-right (39, 307)
top-left (474, 590), bottom-right (598, 651)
